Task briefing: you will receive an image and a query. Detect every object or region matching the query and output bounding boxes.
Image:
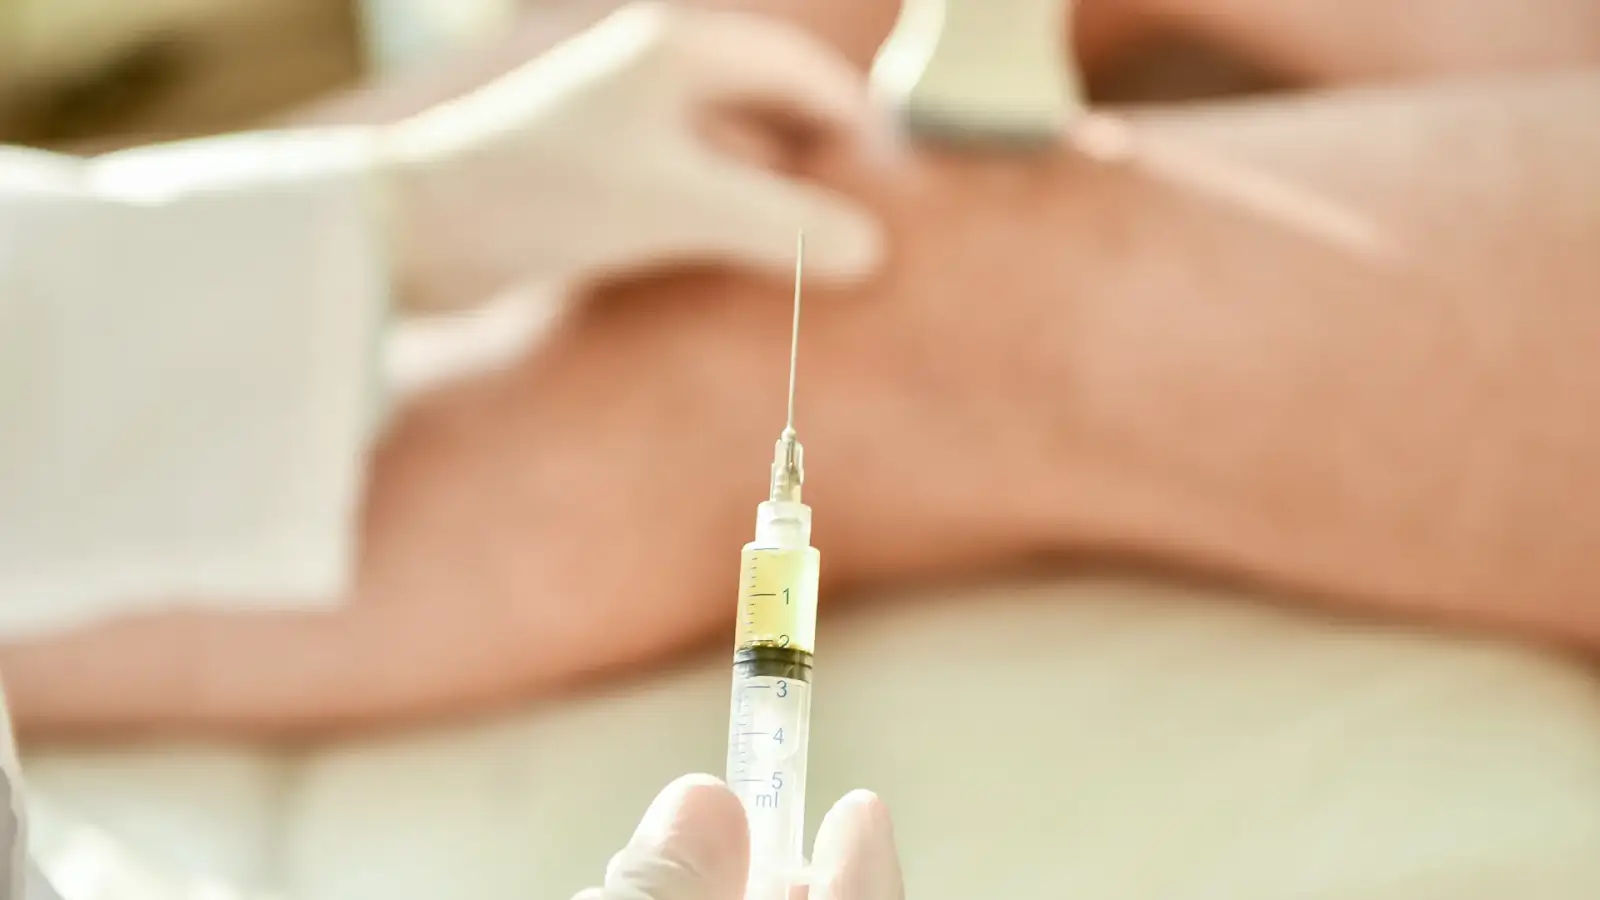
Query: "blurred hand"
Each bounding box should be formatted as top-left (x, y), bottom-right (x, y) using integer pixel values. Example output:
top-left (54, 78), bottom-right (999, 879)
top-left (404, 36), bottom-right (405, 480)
top-left (572, 775), bottom-right (904, 900)
top-left (384, 1), bottom-right (883, 311)
top-left (0, 115), bottom-right (1110, 737)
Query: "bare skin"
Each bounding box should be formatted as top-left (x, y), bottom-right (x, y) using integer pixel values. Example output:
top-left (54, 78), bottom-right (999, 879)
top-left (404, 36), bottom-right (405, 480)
top-left (1143, 0), bottom-right (1600, 83)
top-left (2, 2), bottom-right (1598, 738)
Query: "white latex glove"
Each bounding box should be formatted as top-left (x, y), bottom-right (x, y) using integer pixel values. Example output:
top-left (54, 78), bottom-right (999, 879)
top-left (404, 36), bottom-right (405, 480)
top-left (384, 1), bottom-right (884, 310)
top-left (572, 774), bottom-right (905, 900)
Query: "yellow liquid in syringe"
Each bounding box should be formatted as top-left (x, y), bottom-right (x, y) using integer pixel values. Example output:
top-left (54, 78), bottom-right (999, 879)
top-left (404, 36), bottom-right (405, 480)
top-left (734, 546), bottom-right (821, 654)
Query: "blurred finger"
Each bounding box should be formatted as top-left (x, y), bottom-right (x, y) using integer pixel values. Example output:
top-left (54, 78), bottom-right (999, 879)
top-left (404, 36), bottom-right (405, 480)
top-left (599, 773), bottom-right (750, 900)
top-left (808, 790), bottom-right (905, 900)
top-left (660, 9), bottom-right (885, 280)
top-left (672, 8), bottom-right (868, 133)
top-left (668, 155), bottom-right (884, 281)
top-left (696, 113), bottom-right (787, 172)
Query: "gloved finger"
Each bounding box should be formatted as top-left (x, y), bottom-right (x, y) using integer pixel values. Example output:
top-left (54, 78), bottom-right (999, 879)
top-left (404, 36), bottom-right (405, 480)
top-left (807, 790), bottom-right (905, 900)
top-left (665, 157), bottom-right (884, 281)
top-left (668, 7), bottom-right (887, 281)
top-left (669, 6), bottom-right (868, 133)
top-left (593, 773), bottom-right (750, 900)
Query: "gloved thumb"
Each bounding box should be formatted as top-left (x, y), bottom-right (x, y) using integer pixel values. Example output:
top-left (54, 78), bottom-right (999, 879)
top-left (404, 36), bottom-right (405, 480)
top-left (658, 6), bottom-right (885, 281)
top-left (671, 160), bottom-right (885, 281)
top-left (807, 790), bottom-right (905, 900)
top-left (571, 774), bottom-right (750, 900)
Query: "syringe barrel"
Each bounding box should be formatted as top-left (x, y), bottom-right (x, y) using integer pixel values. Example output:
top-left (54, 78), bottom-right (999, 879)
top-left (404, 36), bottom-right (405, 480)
top-left (729, 502), bottom-right (821, 900)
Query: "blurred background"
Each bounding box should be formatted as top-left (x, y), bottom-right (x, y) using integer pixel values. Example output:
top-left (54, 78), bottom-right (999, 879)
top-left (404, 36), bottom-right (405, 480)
top-left (0, 0), bottom-right (513, 149)
top-left (0, 0), bottom-right (1272, 152)
top-left (7, 3), bottom-right (1599, 899)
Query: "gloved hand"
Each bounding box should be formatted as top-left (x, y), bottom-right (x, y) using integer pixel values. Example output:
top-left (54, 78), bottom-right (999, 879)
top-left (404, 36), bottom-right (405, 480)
top-left (383, 1), bottom-right (883, 311)
top-left (572, 774), bottom-right (905, 900)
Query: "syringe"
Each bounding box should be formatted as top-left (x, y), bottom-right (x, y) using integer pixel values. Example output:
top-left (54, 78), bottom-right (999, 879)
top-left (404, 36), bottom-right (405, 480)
top-left (725, 232), bottom-right (822, 900)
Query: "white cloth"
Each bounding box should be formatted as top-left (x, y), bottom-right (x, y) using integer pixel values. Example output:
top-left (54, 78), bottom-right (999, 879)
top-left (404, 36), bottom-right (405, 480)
top-left (0, 130), bottom-right (389, 897)
top-left (0, 132), bottom-right (389, 639)
top-left (20, 576), bottom-right (1600, 900)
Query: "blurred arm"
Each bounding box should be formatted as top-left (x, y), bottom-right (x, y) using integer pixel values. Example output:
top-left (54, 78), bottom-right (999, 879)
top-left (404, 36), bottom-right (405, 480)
top-left (1002, 72), bottom-right (1600, 640)
top-left (1147, 0), bottom-right (1600, 83)
top-left (0, 132), bottom-right (389, 637)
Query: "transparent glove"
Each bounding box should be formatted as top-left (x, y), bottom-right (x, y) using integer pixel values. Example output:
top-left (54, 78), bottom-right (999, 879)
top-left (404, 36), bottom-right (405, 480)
top-left (384, 1), bottom-right (884, 310)
top-left (572, 774), bottom-right (905, 900)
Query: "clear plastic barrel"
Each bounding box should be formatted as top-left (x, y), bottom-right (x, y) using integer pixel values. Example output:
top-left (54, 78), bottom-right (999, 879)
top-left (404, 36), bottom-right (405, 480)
top-left (727, 656), bottom-right (813, 900)
top-left (726, 504), bottom-right (821, 900)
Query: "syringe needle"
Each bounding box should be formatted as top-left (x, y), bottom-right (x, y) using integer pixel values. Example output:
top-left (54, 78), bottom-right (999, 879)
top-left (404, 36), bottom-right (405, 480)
top-left (769, 231), bottom-right (806, 504)
top-left (786, 232), bottom-right (804, 435)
